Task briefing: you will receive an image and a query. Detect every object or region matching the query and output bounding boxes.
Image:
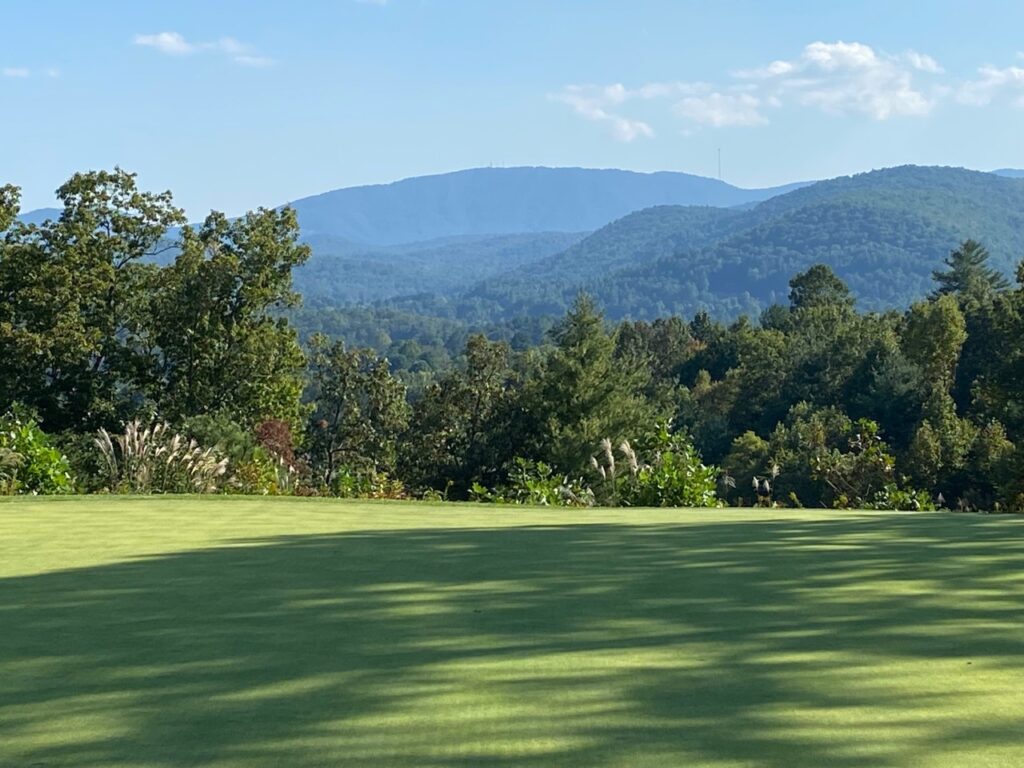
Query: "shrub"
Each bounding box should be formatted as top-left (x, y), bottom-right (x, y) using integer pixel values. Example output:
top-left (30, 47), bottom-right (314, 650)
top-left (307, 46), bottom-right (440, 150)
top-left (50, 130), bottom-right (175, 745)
top-left (255, 420), bottom-right (300, 470)
top-left (54, 431), bottom-right (107, 493)
top-left (471, 458), bottom-right (593, 507)
top-left (0, 447), bottom-right (24, 495)
top-left (722, 431), bottom-right (771, 505)
top-left (95, 421), bottom-right (228, 494)
top-left (811, 419), bottom-right (897, 509)
top-left (592, 427), bottom-right (719, 507)
top-left (183, 413), bottom-right (300, 495)
top-left (328, 465), bottom-right (405, 499)
top-left (864, 483), bottom-right (936, 511)
top-left (183, 413), bottom-right (259, 464)
top-left (0, 408), bottom-right (73, 495)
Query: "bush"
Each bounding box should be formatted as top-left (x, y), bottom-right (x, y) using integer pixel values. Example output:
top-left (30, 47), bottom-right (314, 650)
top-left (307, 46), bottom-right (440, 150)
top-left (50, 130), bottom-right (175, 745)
top-left (183, 413), bottom-right (300, 495)
top-left (811, 419), bottom-right (898, 509)
top-left (255, 420), bottom-right (300, 470)
top-left (328, 466), bottom-right (405, 499)
top-left (592, 427), bottom-right (719, 507)
top-left (0, 447), bottom-right (24, 494)
top-left (471, 458), bottom-right (593, 506)
top-left (864, 483), bottom-right (936, 511)
top-left (0, 407), bottom-right (73, 495)
top-left (55, 431), bottom-right (108, 493)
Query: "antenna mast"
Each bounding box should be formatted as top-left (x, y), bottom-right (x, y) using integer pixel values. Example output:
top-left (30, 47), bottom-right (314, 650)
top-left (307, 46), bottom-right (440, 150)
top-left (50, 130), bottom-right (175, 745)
top-left (718, 148), bottom-right (722, 181)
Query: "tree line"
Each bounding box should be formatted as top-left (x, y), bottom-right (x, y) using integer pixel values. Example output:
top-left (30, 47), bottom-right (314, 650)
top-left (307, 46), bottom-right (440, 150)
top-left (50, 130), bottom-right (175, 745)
top-left (2, 170), bottom-right (1022, 510)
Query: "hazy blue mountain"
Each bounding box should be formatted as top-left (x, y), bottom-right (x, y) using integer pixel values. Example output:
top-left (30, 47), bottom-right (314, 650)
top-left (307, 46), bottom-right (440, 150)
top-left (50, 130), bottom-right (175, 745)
top-left (992, 168), bottom-right (1024, 178)
top-left (14, 207), bottom-right (62, 226)
top-left (286, 166), bottom-right (809, 245)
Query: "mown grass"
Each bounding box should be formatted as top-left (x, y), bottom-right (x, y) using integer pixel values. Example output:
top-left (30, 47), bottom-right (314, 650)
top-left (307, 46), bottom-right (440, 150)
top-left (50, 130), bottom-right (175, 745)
top-left (2, 497), bottom-right (1023, 767)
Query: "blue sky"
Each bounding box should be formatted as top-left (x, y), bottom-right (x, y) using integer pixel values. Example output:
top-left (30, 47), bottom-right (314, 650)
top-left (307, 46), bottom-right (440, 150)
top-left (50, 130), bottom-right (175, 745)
top-left (3, 0), bottom-right (1024, 216)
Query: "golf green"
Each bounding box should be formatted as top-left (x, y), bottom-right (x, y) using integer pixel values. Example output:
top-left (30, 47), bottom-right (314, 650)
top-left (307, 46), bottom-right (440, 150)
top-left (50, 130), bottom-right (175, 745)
top-left (1, 497), bottom-right (1022, 767)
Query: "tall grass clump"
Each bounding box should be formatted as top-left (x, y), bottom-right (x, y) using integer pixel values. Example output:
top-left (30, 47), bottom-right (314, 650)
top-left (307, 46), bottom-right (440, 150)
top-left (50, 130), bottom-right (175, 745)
top-left (95, 421), bottom-right (228, 494)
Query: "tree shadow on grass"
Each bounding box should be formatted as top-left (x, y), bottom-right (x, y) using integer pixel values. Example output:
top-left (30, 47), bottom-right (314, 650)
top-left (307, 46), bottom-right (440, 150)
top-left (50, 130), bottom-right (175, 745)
top-left (2, 514), bottom-right (1024, 767)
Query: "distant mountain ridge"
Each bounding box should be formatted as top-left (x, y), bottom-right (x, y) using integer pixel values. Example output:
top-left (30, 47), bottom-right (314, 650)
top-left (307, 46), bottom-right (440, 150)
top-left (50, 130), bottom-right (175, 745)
top-left (284, 166), bottom-right (809, 245)
top-left (14, 207), bottom-right (62, 226)
top-left (16, 165), bottom-right (1023, 238)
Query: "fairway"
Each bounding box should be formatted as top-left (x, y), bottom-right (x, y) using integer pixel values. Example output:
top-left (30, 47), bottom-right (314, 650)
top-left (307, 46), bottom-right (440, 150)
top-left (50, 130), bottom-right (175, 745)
top-left (2, 499), bottom-right (1023, 767)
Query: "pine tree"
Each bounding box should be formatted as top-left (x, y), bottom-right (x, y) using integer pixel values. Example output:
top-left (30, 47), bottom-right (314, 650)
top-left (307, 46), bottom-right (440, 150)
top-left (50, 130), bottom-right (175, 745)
top-left (932, 239), bottom-right (1009, 307)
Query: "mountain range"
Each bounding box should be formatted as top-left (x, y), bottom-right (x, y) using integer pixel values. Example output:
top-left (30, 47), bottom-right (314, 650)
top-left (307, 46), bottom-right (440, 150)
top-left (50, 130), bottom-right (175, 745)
top-left (15, 165), bottom-right (1024, 335)
top-left (284, 166), bottom-right (810, 245)
top-left (301, 165), bottom-right (1024, 324)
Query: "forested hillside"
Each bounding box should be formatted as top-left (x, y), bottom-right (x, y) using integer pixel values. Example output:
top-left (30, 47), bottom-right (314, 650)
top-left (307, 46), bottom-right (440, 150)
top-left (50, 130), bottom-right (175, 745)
top-left (404, 166), bottom-right (1024, 322)
top-left (295, 231), bottom-right (585, 305)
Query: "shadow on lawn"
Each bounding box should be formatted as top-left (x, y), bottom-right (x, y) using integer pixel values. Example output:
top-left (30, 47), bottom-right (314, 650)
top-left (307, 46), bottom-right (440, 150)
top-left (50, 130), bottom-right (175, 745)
top-left (2, 514), bottom-right (1023, 767)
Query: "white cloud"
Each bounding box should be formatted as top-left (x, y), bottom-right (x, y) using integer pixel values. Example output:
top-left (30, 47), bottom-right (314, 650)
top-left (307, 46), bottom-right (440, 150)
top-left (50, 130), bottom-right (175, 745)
top-left (958, 64), bottom-right (1024, 106)
top-left (733, 41), bottom-right (943, 120)
top-left (734, 60), bottom-right (795, 79)
top-left (761, 41), bottom-right (939, 119)
top-left (551, 81), bottom-right (731, 140)
top-left (906, 50), bottom-right (944, 74)
top-left (134, 31), bottom-right (194, 55)
top-left (213, 37), bottom-right (245, 55)
top-left (552, 86), bottom-right (654, 142)
top-left (134, 31), bottom-right (275, 66)
top-left (803, 41), bottom-right (878, 71)
top-left (553, 42), bottom-right (1024, 140)
top-left (674, 92), bottom-right (767, 127)
top-left (2, 67), bottom-right (31, 78)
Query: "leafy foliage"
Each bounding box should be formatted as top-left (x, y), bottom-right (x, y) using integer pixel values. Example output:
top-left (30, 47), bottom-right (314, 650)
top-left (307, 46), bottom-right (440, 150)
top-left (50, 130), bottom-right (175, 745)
top-left (471, 458), bottom-right (593, 507)
top-left (305, 335), bottom-right (409, 488)
top-left (591, 428), bottom-right (719, 508)
top-left (0, 407), bottom-right (72, 494)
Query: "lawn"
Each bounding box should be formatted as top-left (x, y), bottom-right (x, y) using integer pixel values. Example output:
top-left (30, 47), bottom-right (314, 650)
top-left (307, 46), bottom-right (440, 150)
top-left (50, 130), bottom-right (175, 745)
top-left (1, 498), bottom-right (1023, 767)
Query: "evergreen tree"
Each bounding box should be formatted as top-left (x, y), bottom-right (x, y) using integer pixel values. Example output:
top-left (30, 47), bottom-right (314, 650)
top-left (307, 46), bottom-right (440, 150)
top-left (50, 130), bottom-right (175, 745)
top-left (522, 295), bottom-right (667, 474)
top-left (932, 239), bottom-right (1009, 307)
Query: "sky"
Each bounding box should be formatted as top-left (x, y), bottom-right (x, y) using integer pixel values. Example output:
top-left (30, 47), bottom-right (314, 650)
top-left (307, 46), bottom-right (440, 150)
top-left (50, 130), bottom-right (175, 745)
top-left (3, 0), bottom-right (1024, 216)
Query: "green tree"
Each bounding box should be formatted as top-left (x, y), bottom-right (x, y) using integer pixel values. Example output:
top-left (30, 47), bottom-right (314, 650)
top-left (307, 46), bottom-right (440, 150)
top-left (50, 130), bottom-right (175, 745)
top-left (902, 294), bottom-right (967, 388)
top-left (722, 430), bottom-right (771, 505)
top-left (401, 335), bottom-right (518, 495)
top-left (932, 239), bottom-right (1009, 308)
top-left (788, 264), bottom-right (855, 311)
top-left (0, 169), bottom-right (185, 431)
top-left (306, 336), bottom-right (409, 488)
top-left (522, 295), bottom-right (666, 474)
top-left (900, 295), bottom-right (974, 495)
top-left (150, 208), bottom-right (310, 429)
top-left (0, 185), bottom-right (18, 231)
